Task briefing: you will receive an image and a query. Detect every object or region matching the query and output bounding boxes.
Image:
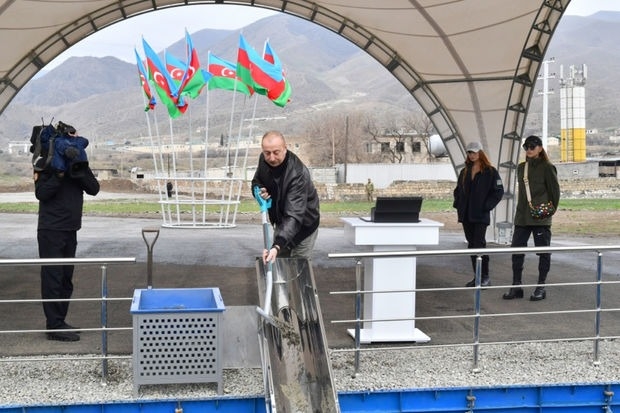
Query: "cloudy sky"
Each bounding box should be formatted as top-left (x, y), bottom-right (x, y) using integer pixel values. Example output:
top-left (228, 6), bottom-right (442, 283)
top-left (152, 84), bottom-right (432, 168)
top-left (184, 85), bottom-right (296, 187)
top-left (45, 1), bottom-right (618, 70)
top-left (46, 5), bottom-right (277, 69)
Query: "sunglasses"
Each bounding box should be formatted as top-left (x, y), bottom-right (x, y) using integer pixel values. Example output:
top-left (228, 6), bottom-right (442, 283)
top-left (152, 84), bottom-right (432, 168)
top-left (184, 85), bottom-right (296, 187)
top-left (522, 144), bottom-right (538, 150)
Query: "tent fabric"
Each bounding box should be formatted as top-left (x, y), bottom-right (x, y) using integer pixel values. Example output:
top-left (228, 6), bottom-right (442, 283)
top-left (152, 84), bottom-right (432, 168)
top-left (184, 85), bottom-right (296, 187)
top-left (0, 0), bottom-right (572, 232)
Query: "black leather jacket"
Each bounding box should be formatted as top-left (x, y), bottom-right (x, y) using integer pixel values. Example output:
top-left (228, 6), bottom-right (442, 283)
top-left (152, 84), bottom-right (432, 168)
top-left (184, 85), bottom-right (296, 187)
top-left (252, 151), bottom-right (320, 250)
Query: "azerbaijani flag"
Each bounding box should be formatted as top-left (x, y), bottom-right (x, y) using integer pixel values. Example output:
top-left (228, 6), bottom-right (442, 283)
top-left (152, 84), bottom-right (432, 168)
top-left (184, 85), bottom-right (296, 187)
top-left (142, 38), bottom-right (187, 118)
top-left (207, 53), bottom-right (253, 96)
top-left (236, 34), bottom-right (282, 96)
top-left (165, 49), bottom-right (210, 99)
top-left (263, 41), bottom-right (292, 107)
top-left (175, 30), bottom-right (210, 99)
top-left (134, 48), bottom-right (156, 111)
top-left (165, 50), bottom-right (186, 82)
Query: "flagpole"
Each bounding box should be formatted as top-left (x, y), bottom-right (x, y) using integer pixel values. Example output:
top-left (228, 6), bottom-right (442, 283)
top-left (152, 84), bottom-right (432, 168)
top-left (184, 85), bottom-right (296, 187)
top-left (167, 116), bottom-right (181, 225)
top-left (186, 104), bottom-right (198, 226)
top-left (160, 45), bottom-right (182, 226)
top-left (227, 93), bottom-right (252, 226)
top-left (226, 92), bottom-right (259, 226)
top-left (223, 32), bottom-right (249, 225)
top-left (228, 38), bottom-right (273, 227)
top-left (220, 50), bottom-right (243, 226)
top-left (181, 30), bottom-right (198, 226)
top-left (201, 51), bottom-right (212, 225)
top-left (139, 85), bottom-right (167, 222)
top-left (225, 68), bottom-right (239, 178)
top-left (231, 95), bottom-right (254, 226)
top-left (148, 98), bottom-right (171, 225)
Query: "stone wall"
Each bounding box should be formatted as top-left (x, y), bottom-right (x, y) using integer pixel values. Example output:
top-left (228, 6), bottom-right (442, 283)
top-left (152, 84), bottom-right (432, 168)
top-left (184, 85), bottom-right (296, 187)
top-left (148, 177), bottom-right (620, 202)
top-left (311, 177), bottom-right (620, 201)
top-left (315, 180), bottom-right (456, 201)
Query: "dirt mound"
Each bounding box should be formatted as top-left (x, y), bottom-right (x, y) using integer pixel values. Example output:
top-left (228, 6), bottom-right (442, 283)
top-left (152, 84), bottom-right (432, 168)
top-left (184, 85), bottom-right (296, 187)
top-left (0, 178), bottom-right (148, 194)
top-left (98, 179), bottom-right (148, 193)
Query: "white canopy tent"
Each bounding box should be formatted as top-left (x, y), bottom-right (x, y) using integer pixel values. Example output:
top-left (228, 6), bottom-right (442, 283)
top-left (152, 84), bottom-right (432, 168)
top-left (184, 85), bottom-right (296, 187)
top-left (0, 0), bottom-right (571, 238)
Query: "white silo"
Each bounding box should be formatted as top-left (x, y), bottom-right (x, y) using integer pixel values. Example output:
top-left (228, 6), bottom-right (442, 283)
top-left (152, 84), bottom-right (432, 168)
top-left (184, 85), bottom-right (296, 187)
top-left (559, 64), bottom-right (587, 162)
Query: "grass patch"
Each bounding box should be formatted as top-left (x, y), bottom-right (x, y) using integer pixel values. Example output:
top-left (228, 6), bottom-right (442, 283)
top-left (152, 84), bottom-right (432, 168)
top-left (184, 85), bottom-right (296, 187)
top-left (2, 197), bottom-right (619, 236)
top-left (0, 198), bottom-right (614, 215)
top-left (556, 198), bottom-right (620, 211)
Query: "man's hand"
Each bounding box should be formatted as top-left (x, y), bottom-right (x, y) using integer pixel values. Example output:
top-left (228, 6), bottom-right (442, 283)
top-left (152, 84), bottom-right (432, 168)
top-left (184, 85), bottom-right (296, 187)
top-left (262, 247), bottom-right (278, 264)
top-left (259, 187), bottom-right (271, 200)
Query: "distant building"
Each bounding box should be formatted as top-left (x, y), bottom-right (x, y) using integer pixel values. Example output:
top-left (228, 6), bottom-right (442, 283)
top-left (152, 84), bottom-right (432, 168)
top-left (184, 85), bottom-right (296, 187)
top-left (7, 140), bottom-right (29, 155)
top-left (365, 130), bottom-right (441, 163)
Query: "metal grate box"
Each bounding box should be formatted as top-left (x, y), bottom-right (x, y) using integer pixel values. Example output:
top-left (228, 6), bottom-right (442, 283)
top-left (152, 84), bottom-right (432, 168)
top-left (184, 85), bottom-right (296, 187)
top-left (130, 288), bottom-right (225, 395)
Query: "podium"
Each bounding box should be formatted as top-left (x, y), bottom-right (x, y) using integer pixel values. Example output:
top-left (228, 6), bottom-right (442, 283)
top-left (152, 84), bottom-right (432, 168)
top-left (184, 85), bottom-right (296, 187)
top-left (341, 217), bottom-right (444, 343)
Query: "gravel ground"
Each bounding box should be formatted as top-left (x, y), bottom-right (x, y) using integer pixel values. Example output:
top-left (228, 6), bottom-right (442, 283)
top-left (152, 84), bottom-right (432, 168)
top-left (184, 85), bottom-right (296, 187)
top-left (2, 340), bottom-right (620, 407)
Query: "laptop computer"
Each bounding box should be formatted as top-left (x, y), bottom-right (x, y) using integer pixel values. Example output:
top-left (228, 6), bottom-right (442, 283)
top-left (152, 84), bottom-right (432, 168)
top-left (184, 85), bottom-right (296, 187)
top-left (361, 196), bottom-right (424, 223)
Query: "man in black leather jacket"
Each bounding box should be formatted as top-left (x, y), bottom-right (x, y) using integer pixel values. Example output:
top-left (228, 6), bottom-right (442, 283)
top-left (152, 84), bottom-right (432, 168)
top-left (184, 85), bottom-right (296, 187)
top-left (34, 128), bottom-right (100, 342)
top-left (252, 130), bottom-right (320, 264)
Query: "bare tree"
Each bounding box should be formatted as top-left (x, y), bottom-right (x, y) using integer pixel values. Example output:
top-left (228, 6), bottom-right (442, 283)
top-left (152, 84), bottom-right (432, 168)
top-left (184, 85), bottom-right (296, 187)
top-left (404, 109), bottom-right (435, 160)
top-left (362, 112), bottom-right (409, 163)
top-left (302, 110), bottom-right (373, 166)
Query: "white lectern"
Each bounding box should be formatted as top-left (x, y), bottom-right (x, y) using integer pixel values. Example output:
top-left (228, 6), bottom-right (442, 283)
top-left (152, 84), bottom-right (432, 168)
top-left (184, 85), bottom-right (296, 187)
top-left (341, 217), bottom-right (444, 343)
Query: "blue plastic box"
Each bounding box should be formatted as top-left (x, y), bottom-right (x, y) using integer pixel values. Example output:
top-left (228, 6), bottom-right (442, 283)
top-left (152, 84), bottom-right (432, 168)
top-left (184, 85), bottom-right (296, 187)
top-left (130, 287), bottom-right (225, 395)
top-left (130, 287), bottom-right (225, 313)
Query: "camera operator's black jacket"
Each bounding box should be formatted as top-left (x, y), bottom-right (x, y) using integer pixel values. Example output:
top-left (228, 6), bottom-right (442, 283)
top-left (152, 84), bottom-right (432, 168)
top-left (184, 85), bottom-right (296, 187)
top-left (35, 168), bottom-right (100, 231)
top-left (251, 150), bottom-right (320, 250)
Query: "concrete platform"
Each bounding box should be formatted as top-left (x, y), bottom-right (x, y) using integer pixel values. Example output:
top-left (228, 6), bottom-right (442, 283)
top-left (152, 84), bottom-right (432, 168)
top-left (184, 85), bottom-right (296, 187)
top-left (1, 211), bottom-right (620, 367)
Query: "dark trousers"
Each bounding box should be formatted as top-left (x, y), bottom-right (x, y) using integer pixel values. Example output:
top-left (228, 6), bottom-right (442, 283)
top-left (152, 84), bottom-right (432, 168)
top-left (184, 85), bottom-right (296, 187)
top-left (38, 230), bottom-right (77, 329)
top-left (462, 221), bottom-right (489, 277)
top-left (510, 225), bottom-right (552, 285)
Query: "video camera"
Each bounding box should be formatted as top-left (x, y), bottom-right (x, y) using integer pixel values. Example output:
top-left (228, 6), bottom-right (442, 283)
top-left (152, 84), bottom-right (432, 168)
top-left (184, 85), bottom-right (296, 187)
top-left (55, 121), bottom-right (76, 136)
top-left (30, 120), bottom-right (89, 177)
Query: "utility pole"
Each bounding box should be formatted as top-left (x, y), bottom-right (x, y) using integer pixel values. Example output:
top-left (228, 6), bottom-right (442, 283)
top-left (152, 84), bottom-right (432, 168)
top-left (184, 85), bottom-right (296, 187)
top-left (331, 128), bottom-right (335, 166)
top-left (344, 116), bottom-right (349, 183)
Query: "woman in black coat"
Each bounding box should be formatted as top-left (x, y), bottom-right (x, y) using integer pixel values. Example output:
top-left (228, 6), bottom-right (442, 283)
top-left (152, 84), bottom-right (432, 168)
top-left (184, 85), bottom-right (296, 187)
top-left (453, 141), bottom-right (504, 287)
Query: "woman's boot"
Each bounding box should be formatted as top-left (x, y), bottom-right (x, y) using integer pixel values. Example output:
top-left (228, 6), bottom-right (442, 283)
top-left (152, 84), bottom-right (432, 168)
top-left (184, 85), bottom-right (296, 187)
top-left (530, 287), bottom-right (546, 301)
top-left (530, 273), bottom-right (548, 301)
top-left (503, 271), bottom-right (523, 299)
top-left (502, 287), bottom-right (524, 299)
top-left (466, 275), bottom-right (490, 288)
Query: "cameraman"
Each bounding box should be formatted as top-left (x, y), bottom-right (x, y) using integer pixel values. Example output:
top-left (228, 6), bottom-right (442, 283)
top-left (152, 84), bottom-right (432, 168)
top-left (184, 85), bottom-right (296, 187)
top-left (34, 123), bottom-right (99, 342)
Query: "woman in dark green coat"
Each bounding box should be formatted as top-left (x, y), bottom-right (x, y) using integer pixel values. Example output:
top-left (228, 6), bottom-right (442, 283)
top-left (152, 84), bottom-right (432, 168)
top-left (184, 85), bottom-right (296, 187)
top-left (503, 135), bottom-right (560, 301)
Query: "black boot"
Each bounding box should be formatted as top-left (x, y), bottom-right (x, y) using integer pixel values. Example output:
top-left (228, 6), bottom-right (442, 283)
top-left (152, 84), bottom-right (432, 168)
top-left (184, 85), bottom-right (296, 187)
top-left (530, 286), bottom-right (546, 301)
top-left (502, 287), bottom-right (524, 300)
top-left (466, 276), bottom-right (490, 288)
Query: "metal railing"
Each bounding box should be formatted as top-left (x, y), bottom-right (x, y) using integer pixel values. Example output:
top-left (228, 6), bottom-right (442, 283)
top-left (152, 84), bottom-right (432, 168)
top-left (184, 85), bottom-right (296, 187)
top-left (0, 257), bottom-right (136, 380)
top-left (2, 245), bottom-right (620, 383)
top-left (328, 244), bottom-right (620, 375)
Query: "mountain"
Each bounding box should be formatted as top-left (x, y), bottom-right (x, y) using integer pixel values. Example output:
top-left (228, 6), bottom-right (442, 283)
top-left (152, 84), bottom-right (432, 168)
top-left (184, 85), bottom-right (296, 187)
top-left (2, 12), bottom-right (620, 147)
top-left (526, 12), bottom-right (620, 135)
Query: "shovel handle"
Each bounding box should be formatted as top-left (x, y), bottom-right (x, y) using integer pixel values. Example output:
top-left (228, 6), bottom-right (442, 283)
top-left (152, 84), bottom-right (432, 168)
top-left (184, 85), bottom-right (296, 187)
top-left (142, 227), bottom-right (160, 288)
top-left (253, 186), bottom-right (272, 212)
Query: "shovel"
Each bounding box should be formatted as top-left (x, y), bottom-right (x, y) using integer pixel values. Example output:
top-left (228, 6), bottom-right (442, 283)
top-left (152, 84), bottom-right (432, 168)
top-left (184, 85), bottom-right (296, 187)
top-left (253, 186), bottom-right (276, 325)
